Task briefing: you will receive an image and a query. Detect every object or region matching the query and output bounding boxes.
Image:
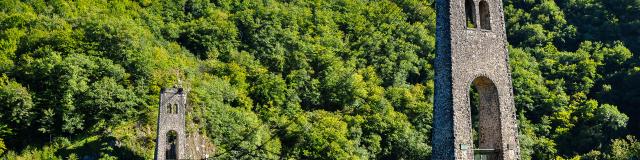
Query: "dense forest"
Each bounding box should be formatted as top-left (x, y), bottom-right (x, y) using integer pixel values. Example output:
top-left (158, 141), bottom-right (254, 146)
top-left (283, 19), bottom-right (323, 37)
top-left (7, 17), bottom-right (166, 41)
top-left (0, 0), bottom-right (639, 159)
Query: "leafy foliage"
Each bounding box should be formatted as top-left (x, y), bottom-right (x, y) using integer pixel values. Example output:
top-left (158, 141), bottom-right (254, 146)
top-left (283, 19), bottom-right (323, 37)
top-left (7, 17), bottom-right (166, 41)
top-left (0, 0), bottom-right (639, 159)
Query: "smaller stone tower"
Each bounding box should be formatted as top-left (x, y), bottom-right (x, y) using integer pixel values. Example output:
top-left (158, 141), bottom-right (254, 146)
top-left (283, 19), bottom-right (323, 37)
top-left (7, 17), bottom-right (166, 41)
top-left (155, 88), bottom-right (187, 160)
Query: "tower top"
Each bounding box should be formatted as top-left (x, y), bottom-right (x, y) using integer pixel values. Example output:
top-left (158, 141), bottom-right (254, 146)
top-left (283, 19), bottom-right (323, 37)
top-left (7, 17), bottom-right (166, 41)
top-left (437, 0), bottom-right (506, 36)
top-left (161, 87), bottom-right (184, 94)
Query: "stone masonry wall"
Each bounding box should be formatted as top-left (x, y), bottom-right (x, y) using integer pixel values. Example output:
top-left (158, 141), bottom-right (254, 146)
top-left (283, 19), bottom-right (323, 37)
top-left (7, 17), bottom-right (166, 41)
top-left (432, 0), bottom-right (520, 159)
top-left (155, 88), bottom-right (187, 160)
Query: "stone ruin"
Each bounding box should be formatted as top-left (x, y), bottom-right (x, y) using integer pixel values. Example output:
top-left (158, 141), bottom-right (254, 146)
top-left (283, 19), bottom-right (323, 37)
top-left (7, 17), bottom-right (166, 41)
top-left (154, 0), bottom-right (522, 159)
top-left (155, 88), bottom-right (214, 160)
top-left (432, 0), bottom-right (521, 159)
top-left (155, 88), bottom-right (187, 160)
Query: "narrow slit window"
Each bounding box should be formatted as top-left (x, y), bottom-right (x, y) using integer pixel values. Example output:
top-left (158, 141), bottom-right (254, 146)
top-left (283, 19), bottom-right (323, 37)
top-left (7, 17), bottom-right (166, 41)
top-left (173, 104), bottom-right (178, 114)
top-left (465, 0), bottom-right (476, 29)
top-left (479, 1), bottom-right (491, 30)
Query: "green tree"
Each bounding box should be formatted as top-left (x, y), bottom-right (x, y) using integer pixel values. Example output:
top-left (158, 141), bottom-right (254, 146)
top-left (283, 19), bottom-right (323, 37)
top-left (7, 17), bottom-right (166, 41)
top-left (0, 75), bottom-right (34, 136)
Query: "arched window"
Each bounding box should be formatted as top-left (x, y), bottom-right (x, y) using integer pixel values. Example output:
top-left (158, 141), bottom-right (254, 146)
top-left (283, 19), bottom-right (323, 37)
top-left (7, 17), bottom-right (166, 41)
top-left (167, 104), bottom-right (173, 114)
top-left (173, 104), bottom-right (178, 114)
top-left (166, 130), bottom-right (178, 159)
top-left (479, 1), bottom-right (491, 30)
top-left (465, 0), bottom-right (476, 29)
top-left (469, 77), bottom-right (501, 159)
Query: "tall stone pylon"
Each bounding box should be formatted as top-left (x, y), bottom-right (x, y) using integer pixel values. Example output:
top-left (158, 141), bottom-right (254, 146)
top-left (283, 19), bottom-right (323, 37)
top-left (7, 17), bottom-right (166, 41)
top-left (155, 88), bottom-right (187, 160)
top-left (432, 0), bottom-right (520, 159)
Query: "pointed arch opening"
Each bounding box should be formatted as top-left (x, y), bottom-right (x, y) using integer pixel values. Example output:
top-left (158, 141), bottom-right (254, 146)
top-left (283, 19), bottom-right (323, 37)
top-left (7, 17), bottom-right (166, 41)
top-left (166, 130), bottom-right (178, 160)
top-left (173, 104), bottom-right (178, 114)
top-left (465, 0), bottom-right (477, 29)
top-left (469, 76), bottom-right (502, 159)
top-left (479, 0), bottom-right (492, 30)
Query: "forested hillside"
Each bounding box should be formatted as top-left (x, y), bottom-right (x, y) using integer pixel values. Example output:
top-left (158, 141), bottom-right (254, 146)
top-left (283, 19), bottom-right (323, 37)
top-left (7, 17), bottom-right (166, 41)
top-left (0, 0), bottom-right (639, 159)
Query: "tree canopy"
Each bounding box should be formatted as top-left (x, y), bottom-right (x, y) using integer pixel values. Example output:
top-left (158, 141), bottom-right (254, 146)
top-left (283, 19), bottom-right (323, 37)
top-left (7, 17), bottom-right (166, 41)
top-left (0, 0), bottom-right (639, 159)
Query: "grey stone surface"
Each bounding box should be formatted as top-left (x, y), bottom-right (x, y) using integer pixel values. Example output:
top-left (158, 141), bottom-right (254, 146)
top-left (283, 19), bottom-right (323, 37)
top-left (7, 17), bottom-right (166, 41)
top-left (155, 88), bottom-right (187, 160)
top-left (432, 0), bottom-right (520, 159)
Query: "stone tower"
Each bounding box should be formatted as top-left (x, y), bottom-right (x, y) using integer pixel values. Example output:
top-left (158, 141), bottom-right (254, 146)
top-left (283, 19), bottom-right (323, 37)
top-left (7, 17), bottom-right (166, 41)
top-left (155, 88), bottom-right (187, 160)
top-left (432, 0), bottom-right (520, 159)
